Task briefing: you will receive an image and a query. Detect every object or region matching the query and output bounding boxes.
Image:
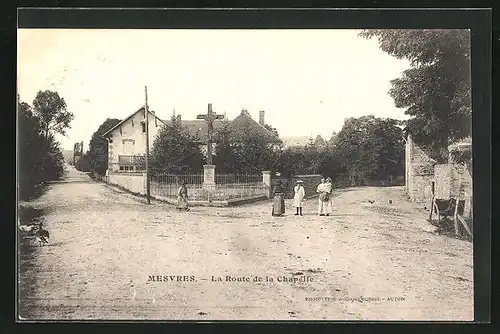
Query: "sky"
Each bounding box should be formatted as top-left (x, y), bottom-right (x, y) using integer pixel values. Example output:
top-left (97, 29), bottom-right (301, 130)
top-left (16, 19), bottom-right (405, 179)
top-left (17, 29), bottom-right (411, 151)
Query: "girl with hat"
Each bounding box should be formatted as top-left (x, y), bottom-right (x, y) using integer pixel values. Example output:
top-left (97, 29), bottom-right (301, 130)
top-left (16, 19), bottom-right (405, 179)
top-left (293, 180), bottom-right (305, 216)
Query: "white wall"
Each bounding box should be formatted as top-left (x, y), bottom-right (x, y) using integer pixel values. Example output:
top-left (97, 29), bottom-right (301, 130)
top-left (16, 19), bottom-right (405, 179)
top-left (108, 173), bottom-right (146, 195)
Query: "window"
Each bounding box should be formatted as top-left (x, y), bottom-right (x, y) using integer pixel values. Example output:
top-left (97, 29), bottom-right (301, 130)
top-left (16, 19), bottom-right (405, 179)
top-left (109, 139), bottom-right (113, 144)
top-left (141, 122), bottom-right (146, 133)
top-left (119, 165), bottom-right (136, 172)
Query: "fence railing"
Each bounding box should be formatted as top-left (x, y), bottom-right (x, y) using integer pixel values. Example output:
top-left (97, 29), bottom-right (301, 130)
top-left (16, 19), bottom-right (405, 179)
top-left (149, 173), bottom-right (267, 202)
top-left (150, 174), bottom-right (205, 201)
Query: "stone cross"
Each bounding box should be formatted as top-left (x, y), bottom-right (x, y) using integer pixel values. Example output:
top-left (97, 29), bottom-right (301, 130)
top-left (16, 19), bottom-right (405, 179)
top-left (196, 103), bottom-right (224, 165)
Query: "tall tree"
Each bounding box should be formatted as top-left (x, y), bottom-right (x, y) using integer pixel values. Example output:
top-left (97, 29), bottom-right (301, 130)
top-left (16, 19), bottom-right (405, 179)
top-left (213, 118), bottom-right (237, 174)
top-left (335, 115), bottom-right (404, 182)
top-left (32, 90), bottom-right (75, 138)
top-left (150, 113), bottom-right (205, 174)
top-left (18, 95), bottom-right (66, 199)
top-left (87, 118), bottom-right (121, 175)
top-left (212, 119), bottom-right (281, 174)
top-left (359, 29), bottom-right (471, 162)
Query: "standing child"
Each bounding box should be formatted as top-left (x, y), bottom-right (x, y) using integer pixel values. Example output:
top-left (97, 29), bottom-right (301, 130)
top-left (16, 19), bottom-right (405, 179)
top-left (293, 180), bottom-right (305, 216)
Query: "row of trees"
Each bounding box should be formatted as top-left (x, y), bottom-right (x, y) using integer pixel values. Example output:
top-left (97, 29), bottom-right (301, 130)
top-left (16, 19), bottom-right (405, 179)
top-left (148, 114), bottom-right (281, 175)
top-left (18, 91), bottom-right (74, 200)
top-left (278, 116), bottom-right (405, 180)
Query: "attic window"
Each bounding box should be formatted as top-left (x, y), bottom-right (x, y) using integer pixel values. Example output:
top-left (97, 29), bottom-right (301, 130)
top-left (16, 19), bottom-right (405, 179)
top-left (140, 121), bottom-right (146, 133)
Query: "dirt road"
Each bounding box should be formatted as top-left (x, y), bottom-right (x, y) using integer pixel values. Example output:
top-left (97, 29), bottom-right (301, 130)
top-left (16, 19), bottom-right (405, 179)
top-left (18, 166), bottom-right (473, 321)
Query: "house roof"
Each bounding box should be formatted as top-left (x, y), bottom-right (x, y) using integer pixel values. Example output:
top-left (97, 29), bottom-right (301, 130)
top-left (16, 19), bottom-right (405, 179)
top-left (225, 110), bottom-right (281, 144)
top-left (103, 107), bottom-right (280, 144)
top-left (177, 119), bottom-right (225, 143)
top-left (101, 106), bottom-right (165, 137)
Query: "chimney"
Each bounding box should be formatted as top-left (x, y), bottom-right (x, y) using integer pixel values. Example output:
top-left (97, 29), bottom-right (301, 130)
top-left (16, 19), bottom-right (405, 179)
top-left (177, 114), bottom-right (181, 124)
top-left (259, 110), bottom-right (265, 125)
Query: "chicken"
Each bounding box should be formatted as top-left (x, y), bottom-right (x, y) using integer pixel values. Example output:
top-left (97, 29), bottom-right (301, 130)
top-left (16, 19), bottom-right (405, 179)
top-left (389, 199), bottom-right (393, 204)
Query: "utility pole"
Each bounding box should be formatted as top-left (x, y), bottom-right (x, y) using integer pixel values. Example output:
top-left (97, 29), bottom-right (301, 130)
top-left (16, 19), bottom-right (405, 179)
top-left (145, 86), bottom-right (151, 204)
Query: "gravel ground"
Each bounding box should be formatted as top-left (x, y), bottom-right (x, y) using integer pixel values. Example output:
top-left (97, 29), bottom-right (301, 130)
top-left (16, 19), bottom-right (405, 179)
top-left (18, 166), bottom-right (473, 321)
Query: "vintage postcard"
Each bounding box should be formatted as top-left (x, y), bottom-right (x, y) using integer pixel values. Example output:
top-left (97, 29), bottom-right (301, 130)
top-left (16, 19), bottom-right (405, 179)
top-left (17, 26), bottom-right (475, 321)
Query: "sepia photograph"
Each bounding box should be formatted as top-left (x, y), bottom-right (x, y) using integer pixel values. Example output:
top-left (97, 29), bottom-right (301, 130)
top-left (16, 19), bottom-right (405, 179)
top-left (17, 26), bottom-right (475, 321)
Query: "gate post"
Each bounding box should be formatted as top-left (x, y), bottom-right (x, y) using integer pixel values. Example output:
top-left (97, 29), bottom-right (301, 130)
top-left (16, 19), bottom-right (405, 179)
top-left (262, 171), bottom-right (272, 199)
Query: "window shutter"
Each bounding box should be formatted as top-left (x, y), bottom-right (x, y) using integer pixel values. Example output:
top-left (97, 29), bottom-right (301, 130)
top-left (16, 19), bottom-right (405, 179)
top-left (120, 126), bottom-right (122, 135)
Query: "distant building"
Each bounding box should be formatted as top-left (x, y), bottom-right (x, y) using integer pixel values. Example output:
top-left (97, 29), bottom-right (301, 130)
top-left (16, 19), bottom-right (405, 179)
top-left (282, 134), bottom-right (329, 149)
top-left (281, 136), bottom-right (313, 148)
top-left (101, 107), bottom-right (280, 173)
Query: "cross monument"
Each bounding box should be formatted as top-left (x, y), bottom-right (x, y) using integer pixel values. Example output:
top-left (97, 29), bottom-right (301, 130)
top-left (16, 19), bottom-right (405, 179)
top-left (197, 103), bottom-right (224, 165)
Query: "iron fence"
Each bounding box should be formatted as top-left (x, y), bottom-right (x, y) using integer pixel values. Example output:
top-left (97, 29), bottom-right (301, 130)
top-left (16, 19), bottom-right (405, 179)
top-left (149, 173), bottom-right (267, 202)
top-left (150, 174), bottom-right (206, 201)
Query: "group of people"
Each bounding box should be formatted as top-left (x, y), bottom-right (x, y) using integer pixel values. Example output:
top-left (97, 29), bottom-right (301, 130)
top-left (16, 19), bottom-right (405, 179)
top-left (272, 177), bottom-right (334, 217)
top-left (177, 176), bottom-right (335, 216)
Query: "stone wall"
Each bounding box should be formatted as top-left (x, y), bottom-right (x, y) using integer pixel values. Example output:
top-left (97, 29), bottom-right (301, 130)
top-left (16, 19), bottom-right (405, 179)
top-left (405, 134), bottom-right (473, 218)
top-left (434, 163), bottom-right (472, 217)
top-left (405, 134), bottom-right (436, 204)
top-left (272, 174), bottom-right (324, 199)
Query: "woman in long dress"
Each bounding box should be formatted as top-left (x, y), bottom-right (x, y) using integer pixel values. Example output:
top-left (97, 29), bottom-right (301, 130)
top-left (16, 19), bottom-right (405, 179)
top-left (323, 177), bottom-right (334, 216)
top-left (176, 180), bottom-right (190, 211)
top-left (316, 178), bottom-right (327, 216)
top-left (272, 181), bottom-right (285, 217)
top-left (293, 180), bottom-right (305, 216)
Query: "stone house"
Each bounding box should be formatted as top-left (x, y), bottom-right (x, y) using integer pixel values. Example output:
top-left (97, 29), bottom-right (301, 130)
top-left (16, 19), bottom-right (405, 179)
top-left (101, 107), bottom-right (280, 173)
top-left (405, 134), bottom-right (472, 218)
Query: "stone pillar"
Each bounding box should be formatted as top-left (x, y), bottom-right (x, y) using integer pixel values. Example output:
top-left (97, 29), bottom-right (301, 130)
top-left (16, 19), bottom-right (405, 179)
top-left (203, 164), bottom-right (216, 190)
top-left (262, 171), bottom-right (272, 199)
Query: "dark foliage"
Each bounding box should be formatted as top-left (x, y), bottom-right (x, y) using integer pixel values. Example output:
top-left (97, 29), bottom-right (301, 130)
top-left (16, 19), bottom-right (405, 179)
top-left (359, 29), bottom-right (471, 162)
top-left (149, 112), bottom-right (205, 174)
top-left (86, 118), bottom-right (121, 175)
top-left (18, 94), bottom-right (70, 200)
